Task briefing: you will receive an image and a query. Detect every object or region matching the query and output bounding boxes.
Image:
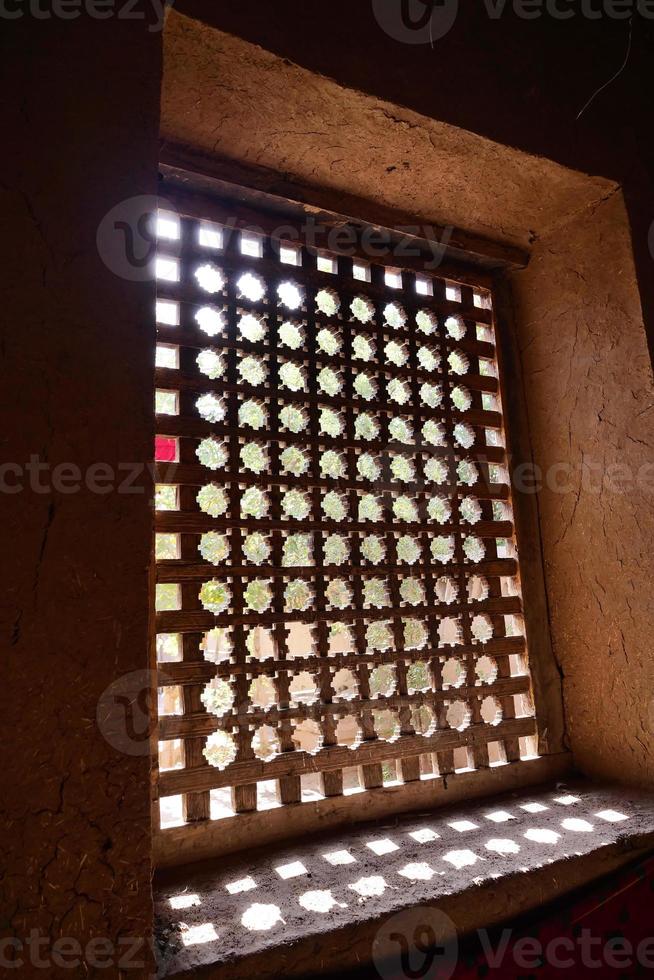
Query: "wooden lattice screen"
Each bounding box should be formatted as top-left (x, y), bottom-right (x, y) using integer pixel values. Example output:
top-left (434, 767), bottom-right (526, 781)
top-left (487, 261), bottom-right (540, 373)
top-left (152, 188), bottom-right (538, 842)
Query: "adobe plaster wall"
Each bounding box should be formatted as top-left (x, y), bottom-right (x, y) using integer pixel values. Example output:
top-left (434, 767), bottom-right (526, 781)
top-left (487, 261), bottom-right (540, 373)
top-left (160, 13), bottom-right (614, 255)
top-left (509, 191), bottom-right (654, 785)
top-left (1, 12), bottom-right (161, 975)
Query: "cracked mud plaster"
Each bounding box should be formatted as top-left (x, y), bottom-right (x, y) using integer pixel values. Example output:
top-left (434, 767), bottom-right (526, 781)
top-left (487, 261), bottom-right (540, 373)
top-left (161, 12), bottom-right (613, 255)
top-left (510, 190), bottom-right (654, 787)
top-left (1, 12), bottom-right (161, 975)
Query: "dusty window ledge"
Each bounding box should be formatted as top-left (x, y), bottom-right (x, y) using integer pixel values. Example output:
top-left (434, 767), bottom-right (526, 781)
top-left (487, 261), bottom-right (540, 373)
top-left (154, 777), bottom-right (654, 979)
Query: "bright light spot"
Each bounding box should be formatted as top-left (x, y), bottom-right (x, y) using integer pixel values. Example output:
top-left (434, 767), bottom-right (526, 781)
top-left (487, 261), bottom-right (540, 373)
top-left (155, 256), bottom-right (179, 282)
top-left (449, 820), bottom-right (478, 833)
top-left (194, 263), bottom-right (225, 294)
top-left (275, 860), bottom-right (308, 880)
top-left (554, 795), bottom-right (581, 805)
top-left (156, 299), bottom-right (179, 325)
top-left (398, 862), bottom-right (436, 881)
top-left (241, 904), bottom-right (283, 932)
top-left (562, 818), bottom-right (593, 833)
top-left (156, 343), bottom-right (179, 369)
top-left (323, 849), bottom-right (357, 866)
top-left (385, 268), bottom-right (402, 289)
top-left (343, 783), bottom-right (365, 797)
top-left (353, 261), bottom-right (370, 282)
top-left (240, 232), bottom-right (263, 258)
top-left (225, 876), bottom-right (257, 895)
top-left (198, 223), bottom-right (223, 249)
top-left (278, 281), bottom-right (303, 309)
top-left (596, 809), bottom-right (629, 823)
top-left (415, 275), bottom-right (433, 296)
top-left (408, 828), bottom-right (440, 844)
top-left (159, 794), bottom-right (184, 830)
top-left (156, 211), bottom-right (180, 240)
top-left (181, 923), bottom-right (218, 946)
top-left (485, 838), bottom-right (520, 856)
top-left (366, 838), bottom-right (399, 856)
top-left (299, 890), bottom-right (342, 913)
top-left (524, 828), bottom-right (560, 844)
top-left (169, 893), bottom-right (200, 910)
top-left (280, 243), bottom-right (301, 266)
top-left (485, 810), bottom-right (514, 823)
top-left (442, 849), bottom-right (479, 869)
top-left (195, 306), bottom-right (225, 337)
top-left (349, 876), bottom-right (387, 897)
top-left (520, 802), bottom-right (548, 813)
top-left (237, 272), bottom-right (265, 302)
top-left (317, 254), bottom-right (337, 274)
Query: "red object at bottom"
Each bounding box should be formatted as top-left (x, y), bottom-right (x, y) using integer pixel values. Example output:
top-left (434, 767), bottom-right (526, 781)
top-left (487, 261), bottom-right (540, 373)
top-left (453, 855), bottom-right (654, 979)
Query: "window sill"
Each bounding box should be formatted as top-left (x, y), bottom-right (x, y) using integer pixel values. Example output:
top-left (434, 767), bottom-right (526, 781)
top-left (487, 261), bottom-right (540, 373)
top-left (154, 773), bottom-right (654, 979)
top-left (154, 755), bottom-right (570, 867)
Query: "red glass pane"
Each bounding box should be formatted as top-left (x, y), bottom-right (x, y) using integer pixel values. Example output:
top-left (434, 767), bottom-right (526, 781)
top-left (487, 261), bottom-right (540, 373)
top-left (155, 436), bottom-right (178, 462)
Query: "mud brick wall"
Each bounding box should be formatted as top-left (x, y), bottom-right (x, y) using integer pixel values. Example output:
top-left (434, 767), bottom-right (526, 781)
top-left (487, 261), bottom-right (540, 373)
top-left (1, 11), bottom-right (161, 974)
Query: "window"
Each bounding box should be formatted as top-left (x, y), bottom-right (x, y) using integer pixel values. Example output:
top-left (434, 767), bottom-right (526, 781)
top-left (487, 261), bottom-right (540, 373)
top-left (153, 184), bottom-right (540, 849)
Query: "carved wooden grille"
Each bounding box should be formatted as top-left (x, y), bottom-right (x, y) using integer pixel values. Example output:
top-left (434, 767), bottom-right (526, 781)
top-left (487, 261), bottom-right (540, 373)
top-left (153, 194), bottom-right (537, 834)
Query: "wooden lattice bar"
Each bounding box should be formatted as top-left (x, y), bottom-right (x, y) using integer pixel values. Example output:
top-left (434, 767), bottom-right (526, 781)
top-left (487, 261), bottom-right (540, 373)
top-left (152, 192), bottom-right (539, 835)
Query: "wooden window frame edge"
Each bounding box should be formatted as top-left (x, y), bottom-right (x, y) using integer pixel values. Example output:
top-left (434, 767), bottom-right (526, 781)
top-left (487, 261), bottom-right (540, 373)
top-left (153, 752), bottom-right (572, 868)
top-left (491, 275), bottom-right (567, 758)
top-left (157, 160), bottom-right (528, 278)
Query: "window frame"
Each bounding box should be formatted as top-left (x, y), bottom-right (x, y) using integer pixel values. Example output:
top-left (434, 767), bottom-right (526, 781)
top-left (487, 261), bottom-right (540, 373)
top-left (151, 168), bottom-right (565, 866)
